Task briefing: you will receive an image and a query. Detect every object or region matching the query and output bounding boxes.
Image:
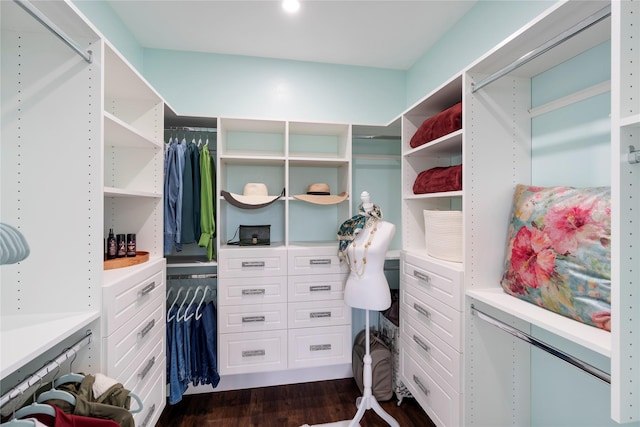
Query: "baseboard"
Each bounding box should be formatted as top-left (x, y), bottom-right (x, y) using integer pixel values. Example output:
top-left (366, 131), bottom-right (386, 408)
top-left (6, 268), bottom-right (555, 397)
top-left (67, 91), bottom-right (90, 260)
top-left (184, 363), bottom-right (353, 394)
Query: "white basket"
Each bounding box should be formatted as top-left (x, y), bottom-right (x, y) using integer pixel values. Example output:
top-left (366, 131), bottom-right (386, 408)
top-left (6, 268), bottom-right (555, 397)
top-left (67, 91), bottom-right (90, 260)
top-left (423, 210), bottom-right (463, 263)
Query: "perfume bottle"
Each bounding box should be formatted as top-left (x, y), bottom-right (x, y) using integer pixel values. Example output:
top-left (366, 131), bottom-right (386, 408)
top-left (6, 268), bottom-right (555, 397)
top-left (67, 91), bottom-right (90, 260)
top-left (107, 229), bottom-right (117, 260)
top-left (126, 233), bottom-right (136, 257)
top-left (116, 234), bottom-right (126, 258)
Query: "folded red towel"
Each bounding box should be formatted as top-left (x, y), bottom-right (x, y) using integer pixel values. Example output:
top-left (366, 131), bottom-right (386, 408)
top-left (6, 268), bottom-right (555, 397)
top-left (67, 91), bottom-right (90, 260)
top-left (410, 102), bottom-right (462, 149)
top-left (413, 164), bottom-right (463, 194)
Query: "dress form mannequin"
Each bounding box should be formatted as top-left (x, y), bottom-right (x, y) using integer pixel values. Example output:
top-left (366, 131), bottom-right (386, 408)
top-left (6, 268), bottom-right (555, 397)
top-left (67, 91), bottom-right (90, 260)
top-left (341, 191), bottom-right (399, 427)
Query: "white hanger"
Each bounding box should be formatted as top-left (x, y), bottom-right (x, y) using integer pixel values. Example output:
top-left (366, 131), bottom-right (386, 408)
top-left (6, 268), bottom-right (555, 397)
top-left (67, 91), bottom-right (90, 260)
top-left (176, 287), bottom-right (194, 322)
top-left (194, 286), bottom-right (212, 320)
top-left (183, 286), bottom-right (203, 322)
top-left (167, 286), bottom-right (185, 322)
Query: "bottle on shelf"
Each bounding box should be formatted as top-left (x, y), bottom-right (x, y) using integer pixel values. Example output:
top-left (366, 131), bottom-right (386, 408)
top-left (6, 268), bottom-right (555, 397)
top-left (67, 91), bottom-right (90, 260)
top-left (107, 229), bottom-right (117, 260)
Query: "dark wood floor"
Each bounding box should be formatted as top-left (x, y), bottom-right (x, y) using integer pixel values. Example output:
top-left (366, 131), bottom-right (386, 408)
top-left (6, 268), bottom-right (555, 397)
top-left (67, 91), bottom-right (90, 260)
top-left (156, 378), bottom-right (435, 427)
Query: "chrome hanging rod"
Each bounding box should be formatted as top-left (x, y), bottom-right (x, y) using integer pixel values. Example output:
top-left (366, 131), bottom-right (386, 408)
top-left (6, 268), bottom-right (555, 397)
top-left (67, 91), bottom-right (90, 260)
top-left (0, 330), bottom-right (93, 408)
top-left (471, 5), bottom-right (611, 94)
top-left (13, 0), bottom-right (93, 64)
top-left (470, 305), bottom-right (610, 384)
top-left (167, 273), bottom-right (217, 280)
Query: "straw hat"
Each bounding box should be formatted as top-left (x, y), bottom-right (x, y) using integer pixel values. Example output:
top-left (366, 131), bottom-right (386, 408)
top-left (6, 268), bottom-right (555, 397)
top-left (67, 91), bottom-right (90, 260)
top-left (293, 183), bottom-right (348, 205)
top-left (221, 183), bottom-right (285, 209)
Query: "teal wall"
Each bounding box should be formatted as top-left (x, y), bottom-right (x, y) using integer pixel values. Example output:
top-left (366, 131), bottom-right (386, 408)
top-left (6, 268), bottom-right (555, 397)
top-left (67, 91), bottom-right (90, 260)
top-left (143, 48), bottom-right (405, 124)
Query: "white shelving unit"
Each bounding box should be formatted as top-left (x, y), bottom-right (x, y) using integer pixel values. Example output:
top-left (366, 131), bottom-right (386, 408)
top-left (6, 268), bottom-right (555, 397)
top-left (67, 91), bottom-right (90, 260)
top-left (400, 0), bottom-right (638, 425)
top-left (1, 0), bottom-right (102, 382)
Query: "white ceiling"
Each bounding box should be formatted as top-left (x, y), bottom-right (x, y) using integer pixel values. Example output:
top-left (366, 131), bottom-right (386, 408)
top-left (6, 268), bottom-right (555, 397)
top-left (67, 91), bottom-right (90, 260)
top-left (106, 0), bottom-right (476, 70)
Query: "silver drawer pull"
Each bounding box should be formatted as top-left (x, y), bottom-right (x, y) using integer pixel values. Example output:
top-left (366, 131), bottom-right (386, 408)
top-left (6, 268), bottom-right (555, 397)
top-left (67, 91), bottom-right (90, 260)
top-left (242, 288), bottom-right (266, 295)
top-left (140, 403), bottom-right (156, 427)
top-left (242, 261), bottom-right (265, 268)
top-left (138, 319), bottom-right (155, 339)
top-left (310, 344), bottom-right (332, 351)
top-left (138, 356), bottom-right (156, 380)
top-left (139, 281), bottom-right (156, 296)
top-left (310, 285), bottom-right (331, 292)
top-left (413, 270), bottom-right (431, 284)
top-left (413, 375), bottom-right (430, 396)
top-left (413, 335), bottom-right (430, 353)
top-left (242, 349), bottom-right (266, 357)
top-left (242, 315), bottom-right (265, 323)
top-left (310, 258), bottom-right (331, 265)
top-left (310, 311), bottom-right (331, 318)
top-left (413, 303), bottom-right (431, 318)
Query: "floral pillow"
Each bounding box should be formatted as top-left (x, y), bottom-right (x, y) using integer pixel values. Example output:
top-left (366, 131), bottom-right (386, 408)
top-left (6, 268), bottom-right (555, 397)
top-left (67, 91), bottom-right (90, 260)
top-left (500, 184), bottom-right (611, 331)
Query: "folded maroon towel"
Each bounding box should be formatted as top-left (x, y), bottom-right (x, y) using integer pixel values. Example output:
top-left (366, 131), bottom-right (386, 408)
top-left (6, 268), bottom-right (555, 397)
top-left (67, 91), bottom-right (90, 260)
top-left (413, 164), bottom-right (463, 194)
top-left (410, 102), bottom-right (462, 149)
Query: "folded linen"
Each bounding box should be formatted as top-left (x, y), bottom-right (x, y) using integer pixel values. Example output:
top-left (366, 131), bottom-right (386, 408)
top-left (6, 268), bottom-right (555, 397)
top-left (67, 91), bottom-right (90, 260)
top-left (413, 164), bottom-right (462, 194)
top-left (410, 102), bottom-right (462, 148)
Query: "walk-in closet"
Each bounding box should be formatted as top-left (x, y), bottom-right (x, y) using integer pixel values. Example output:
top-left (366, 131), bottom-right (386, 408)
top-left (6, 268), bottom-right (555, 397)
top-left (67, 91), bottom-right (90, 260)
top-left (2, 1), bottom-right (638, 426)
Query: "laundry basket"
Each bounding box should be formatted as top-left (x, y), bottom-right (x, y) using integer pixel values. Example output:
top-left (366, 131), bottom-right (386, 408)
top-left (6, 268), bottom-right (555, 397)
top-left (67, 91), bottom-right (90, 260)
top-left (423, 209), bottom-right (463, 263)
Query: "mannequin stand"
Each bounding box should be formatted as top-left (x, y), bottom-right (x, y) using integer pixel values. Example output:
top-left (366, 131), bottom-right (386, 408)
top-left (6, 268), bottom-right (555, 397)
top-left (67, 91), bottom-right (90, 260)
top-left (348, 310), bottom-right (400, 427)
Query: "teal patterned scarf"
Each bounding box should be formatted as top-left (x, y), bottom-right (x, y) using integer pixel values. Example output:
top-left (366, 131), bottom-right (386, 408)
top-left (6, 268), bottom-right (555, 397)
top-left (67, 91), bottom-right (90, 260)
top-left (337, 204), bottom-right (383, 263)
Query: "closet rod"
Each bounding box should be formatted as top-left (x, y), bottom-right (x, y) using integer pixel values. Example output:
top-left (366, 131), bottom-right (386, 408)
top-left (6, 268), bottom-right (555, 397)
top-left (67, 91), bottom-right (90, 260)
top-left (167, 273), bottom-right (217, 280)
top-left (470, 305), bottom-right (610, 384)
top-left (13, 0), bottom-right (93, 64)
top-left (0, 330), bottom-right (93, 408)
top-left (471, 5), bottom-right (610, 94)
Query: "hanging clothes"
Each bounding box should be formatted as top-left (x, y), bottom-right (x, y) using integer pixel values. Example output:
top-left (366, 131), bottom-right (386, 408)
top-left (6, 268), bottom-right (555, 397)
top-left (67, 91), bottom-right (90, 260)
top-left (198, 144), bottom-right (216, 261)
top-left (164, 137), bottom-right (186, 255)
top-left (180, 140), bottom-right (201, 244)
top-left (166, 286), bottom-right (219, 404)
top-left (28, 404), bottom-right (121, 427)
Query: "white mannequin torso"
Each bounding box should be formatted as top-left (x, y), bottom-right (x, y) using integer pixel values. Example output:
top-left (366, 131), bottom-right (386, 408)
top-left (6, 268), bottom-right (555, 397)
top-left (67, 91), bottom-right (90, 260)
top-left (343, 201), bottom-right (396, 311)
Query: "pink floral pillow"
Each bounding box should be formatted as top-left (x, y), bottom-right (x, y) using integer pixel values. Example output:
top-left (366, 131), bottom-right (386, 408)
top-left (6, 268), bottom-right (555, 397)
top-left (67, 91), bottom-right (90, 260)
top-left (500, 184), bottom-right (611, 331)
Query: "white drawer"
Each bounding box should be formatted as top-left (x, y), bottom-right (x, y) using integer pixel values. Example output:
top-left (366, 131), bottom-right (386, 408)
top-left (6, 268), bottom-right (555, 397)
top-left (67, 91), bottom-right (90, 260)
top-left (288, 273), bottom-right (347, 302)
top-left (402, 252), bottom-right (463, 311)
top-left (118, 331), bottom-right (164, 395)
top-left (288, 324), bottom-right (351, 369)
top-left (218, 303), bottom-right (287, 333)
top-left (102, 261), bottom-right (166, 336)
top-left (218, 275), bottom-right (287, 306)
top-left (102, 297), bottom-right (164, 376)
top-left (132, 357), bottom-right (166, 427)
top-left (402, 282), bottom-right (462, 351)
top-left (287, 300), bottom-right (351, 329)
top-left (219, 330), bottom-right (287, 375)
top-left (400, 314), bottom-right (462, 391)
top-left (400, 345), bottom-right (460, 427)
top-left (287, 245), bottom-right (348, 276)
top-left (218, 246), bottom-right (287, 278)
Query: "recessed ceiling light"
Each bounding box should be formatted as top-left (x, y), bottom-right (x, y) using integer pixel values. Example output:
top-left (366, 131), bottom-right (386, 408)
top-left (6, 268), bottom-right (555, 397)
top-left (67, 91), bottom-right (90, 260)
top-left (282, 0), bottom-right (300, 13)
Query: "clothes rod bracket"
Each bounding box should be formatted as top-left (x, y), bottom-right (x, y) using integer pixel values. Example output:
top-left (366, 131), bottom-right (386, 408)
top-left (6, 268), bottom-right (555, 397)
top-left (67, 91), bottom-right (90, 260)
top-left (628, 145), bottom-right (640, 165)
top-left (471, 5), bottom-right (611, 94)
top-left (470, 305), bottom-right (610, 384)
top-left (13, 0), bottom-right (93, 64)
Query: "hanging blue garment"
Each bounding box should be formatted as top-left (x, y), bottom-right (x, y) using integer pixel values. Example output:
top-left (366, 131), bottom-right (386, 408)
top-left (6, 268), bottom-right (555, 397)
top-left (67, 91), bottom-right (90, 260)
top-left (164, 138), bottom-right (186, 255)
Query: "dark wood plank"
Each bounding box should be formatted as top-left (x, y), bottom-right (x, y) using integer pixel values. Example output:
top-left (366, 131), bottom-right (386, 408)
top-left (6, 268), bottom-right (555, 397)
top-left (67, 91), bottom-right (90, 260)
top-left (156, 378), bottom-right (435, 427)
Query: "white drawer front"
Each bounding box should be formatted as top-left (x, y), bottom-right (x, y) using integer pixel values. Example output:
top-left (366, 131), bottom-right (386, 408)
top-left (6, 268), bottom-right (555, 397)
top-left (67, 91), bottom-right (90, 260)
top-left (132, 357), bottom-right (166, 427)
top-left (402, 252), bottom-right (463, 311)
top-left (400, 345), bottom-right (460, 427)
top-left (288, 246), bottom-right (348, 275)
top-left (400, 313), bottom-right (462, 391)
top-left (288, 325), bottom-right (351, 369)
top-left (219, 330), bottom-right (287, 375)
top-left (218, 247), bottom-right (287, 278)
top-left (288, 273), bottom-right (347, 302)
top-left (218, 303), bottom-right (287, 333)
top-left (287, 300), bottom-right (351, 329)
top-left (218, 276), bottom-right (287, 306)
top-left (102, 264), bottom-right (165, 336)
top-left (118, 332), bottom-right (165, 395)
top-left (102, 298), bottom-right (164, 375)
top-left (402, 282), bottom-right (462, 351)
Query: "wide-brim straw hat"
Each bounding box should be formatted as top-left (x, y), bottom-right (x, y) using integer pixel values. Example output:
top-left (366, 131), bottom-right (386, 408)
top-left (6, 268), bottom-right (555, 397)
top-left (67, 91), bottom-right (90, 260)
top-left (221, 183), bottom-right (285, 209)
top-left (293, 183), bottom-right (348, 205)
